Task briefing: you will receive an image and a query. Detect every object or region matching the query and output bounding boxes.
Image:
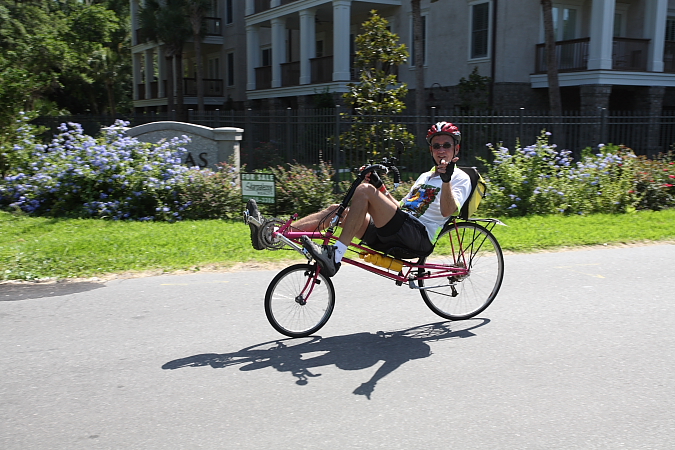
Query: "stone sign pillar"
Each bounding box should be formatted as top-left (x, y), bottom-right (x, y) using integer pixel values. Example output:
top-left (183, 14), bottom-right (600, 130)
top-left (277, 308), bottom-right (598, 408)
top-left (126, 121), bottom-right (243, 171)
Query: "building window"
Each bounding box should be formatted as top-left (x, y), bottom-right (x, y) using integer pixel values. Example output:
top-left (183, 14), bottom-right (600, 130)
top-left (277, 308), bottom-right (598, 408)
top-left (666, 17), bottom-right (675, 41)
top-left (471, 2), bottom-right (490, 59)
top-left (227, 52), bottom-right (234, 86)
top-left (261, 48), bottom-right (272, 67)
top-left (208, 57), bottom-right (220, 79)
top-left (410, 14), bottom-right (427, 66)
top-left (226, 0), bottom-right (233, 25)
top-left (551, 4), bottom-right (578, 40)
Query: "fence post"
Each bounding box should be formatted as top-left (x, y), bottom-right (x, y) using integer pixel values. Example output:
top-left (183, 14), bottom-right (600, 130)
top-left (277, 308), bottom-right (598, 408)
top-left (334, 107), bottom-right (342, 190)
top-left (600, 107), bottom-right (608, 147)
top-left (286, 107), bottom-right (292, 162)
top-left (519, 107), bottom-right (524, 143)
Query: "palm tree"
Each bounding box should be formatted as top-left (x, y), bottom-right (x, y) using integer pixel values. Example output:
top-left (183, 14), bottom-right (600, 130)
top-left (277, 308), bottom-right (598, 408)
top-left (541, 0), bottom-right (562, 118)
top-left (139, 0), bottom-right (191, 120)
top-left (185, 0), bottom-right (210, 113)
top-left (411, 0), bottom-right (425, 143)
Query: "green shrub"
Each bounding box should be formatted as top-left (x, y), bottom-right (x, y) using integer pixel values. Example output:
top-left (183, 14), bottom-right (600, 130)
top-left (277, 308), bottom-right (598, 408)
top-left (270, 162), bottom-right (339, 217)
top-left (179, 161), bottom-right (242, 220)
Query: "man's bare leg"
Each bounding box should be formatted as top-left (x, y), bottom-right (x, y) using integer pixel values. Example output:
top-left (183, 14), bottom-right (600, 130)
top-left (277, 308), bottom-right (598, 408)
top-left (291, 204), bottom-right (341, 232)
top-left (337, 184), bottom-right (397, 247)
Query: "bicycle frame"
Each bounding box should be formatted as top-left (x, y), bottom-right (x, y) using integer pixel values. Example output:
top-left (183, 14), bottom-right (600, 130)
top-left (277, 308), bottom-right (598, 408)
top-left (266, 213), bottom-right (473, 290)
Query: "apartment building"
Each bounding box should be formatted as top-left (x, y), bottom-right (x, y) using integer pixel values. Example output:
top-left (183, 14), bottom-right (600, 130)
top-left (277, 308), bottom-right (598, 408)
top-left (130, 0), bottom-right (675, 114)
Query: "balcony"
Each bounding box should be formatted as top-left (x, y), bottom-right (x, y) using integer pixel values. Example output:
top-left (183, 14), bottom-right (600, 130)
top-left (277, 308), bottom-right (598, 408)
top-left (281, 61), bottom-right (300, 86)
top-left (204, 17), bottom-right (222, 36)
top-left (256, 66), bottom-right (272, 89)
top-left (254, 0), bottom-right (270, 14)
top-left (183, 78), bottom-right (225, 96)
top-left (664, 41), bottom-right (675, 73)
top-left (136, 82), bottom-right (160, 100)
top-left (535, 37), bottom-right (650, 73)
top-left (311, 56), bottom-right (333, 84)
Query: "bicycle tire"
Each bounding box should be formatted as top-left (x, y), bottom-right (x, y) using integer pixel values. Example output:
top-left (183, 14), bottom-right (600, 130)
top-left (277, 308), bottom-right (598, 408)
top-left (265, 263), bottom-right (335, 338)
top-left (418, 221), bottom-right (504, 320)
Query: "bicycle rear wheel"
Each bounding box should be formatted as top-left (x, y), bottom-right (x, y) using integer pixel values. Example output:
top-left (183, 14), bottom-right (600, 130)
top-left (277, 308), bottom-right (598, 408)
top-left (418, 221), bottom-right (504, 320)
top-left (265, 263), bottom-right (335, 338)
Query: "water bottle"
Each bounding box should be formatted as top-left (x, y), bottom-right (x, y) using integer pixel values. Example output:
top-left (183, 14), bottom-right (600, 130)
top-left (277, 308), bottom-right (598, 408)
top-left (360, 252), bottom-right (403, 272)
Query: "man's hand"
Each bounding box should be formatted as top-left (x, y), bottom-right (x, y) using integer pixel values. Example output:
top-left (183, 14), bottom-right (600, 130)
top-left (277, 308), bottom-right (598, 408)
top-left (368, 171), bottom-right (383, 189)
top-left (438, 159), bottom-right (456, 183)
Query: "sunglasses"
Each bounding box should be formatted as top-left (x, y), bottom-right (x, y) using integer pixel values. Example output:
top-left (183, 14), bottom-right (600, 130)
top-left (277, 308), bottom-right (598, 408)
top-left (431, 142), bottom-right (454, 149)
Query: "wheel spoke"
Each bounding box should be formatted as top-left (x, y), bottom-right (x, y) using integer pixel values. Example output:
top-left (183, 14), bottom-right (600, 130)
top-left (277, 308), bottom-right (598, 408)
top-left (265, 264), bottom-right (335, 337)
top-left (419, 222), bottom-right (504, 320)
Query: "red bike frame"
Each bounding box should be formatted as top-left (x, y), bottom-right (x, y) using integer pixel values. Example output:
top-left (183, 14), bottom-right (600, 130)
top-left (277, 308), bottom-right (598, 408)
top-left (270, 213), bottom-right (469, 288)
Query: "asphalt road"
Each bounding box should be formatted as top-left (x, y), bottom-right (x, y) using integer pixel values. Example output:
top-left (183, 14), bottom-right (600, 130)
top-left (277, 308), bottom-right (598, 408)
top-left (1, 244), bottom-right (674, 449)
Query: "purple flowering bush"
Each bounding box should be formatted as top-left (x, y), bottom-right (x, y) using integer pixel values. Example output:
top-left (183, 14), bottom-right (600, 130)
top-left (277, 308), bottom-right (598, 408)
top-left (0, 119), bottom-right (197, 221)
top-left (480, 131), bottom-right (673, 217)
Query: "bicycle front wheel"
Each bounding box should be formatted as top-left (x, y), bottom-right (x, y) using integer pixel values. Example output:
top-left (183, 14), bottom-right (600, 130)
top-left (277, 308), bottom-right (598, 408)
top-left (265, 264), bottom-right (335, 338)
top-left (419, 221), bottom-right (504, 320)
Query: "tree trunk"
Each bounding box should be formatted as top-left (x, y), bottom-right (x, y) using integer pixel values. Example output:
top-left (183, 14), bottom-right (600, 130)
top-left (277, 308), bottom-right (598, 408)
top-left (541, 0), bottom-right (562, 132)
top-left (165, 51), bottom-right (175, 119)
top-left (194, 36), bottom-right (204, 113)
top-left (411, 0), bottom-right (425, 145)
top-left (175, 52), bottom-right (185, 121)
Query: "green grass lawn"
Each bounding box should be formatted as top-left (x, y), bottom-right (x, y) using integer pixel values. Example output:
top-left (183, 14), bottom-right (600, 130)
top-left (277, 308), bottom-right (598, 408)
top-left (1, 209), bottom-right (674, 281)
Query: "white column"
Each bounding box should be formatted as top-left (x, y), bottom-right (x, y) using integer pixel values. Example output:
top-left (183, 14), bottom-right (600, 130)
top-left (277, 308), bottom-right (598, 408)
top-left (645, 0), bottom-right (668, 72)
top-left (332, 0), bottom-right (351, 81)
top-left (245, 0), bottom-right (254, 16)
top-left (299, 9), bottom-right (316, 85)
top-left (587, 0), bottom-right (615, 70)
top-left (246, 24), bottom-right (260, 90)
top-left (271, 0), bottom-right (281, 7)
top-left (157, 46), bottom-right (166, 97)
top-left (271, 17), bottom-right (287, 88)
top-left (130, 0), bottom-right (139, 46)
top-left (133, 53), bottom-right (142, 100)
top-left (144, 49), bottom-right (154, 99)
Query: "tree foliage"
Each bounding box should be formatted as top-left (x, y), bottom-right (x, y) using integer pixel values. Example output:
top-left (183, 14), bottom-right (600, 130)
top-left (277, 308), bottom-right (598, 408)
top-left (340, 11), bottom-right (414, 165)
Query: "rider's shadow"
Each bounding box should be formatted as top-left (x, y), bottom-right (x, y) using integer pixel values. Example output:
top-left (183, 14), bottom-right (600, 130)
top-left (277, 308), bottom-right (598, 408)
top-left (163, 319), bottom-right (489, 399)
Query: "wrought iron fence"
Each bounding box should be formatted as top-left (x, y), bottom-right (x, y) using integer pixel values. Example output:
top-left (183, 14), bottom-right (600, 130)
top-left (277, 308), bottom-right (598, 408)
top-left (33, 109), bottom-right (675, 175)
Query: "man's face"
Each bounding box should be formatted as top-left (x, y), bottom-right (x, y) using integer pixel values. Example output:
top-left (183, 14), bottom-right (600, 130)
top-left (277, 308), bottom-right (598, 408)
top-left (430, 135), bottom-right (458, 165)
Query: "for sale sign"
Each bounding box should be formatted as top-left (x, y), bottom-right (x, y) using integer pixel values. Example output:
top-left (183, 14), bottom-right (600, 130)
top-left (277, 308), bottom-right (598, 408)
top-left (241, 173), bottom-right (275, 204)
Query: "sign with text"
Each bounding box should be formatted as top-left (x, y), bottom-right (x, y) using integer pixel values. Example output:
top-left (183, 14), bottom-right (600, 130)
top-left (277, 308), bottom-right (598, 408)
top-left (241, 173), bottom-right (276, 204)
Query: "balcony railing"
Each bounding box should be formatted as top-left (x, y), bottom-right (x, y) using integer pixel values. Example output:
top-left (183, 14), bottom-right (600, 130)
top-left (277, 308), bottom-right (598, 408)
top-left (612, 37), bottom-right (648, 71)
top-left (255, 66), bottom-right (272, 89)
top-left (665, 41), bottom-right (675, 73)
top-left (204, 17), bottom-right (222, 36)
top-left (183, 78), bottom-right (225, 96)
top-left (254, 0), bottom-right (270, 14)
top-left (535, 38), bottom-right (589, 73)
top-left (311, 56), bottom-right (333, 83)
top-left (137, 82), bottom-right (160, 99)
top-left (535, 37), bottom-right (650, 73)
top-left (281, 61), bottom-right (300, 86)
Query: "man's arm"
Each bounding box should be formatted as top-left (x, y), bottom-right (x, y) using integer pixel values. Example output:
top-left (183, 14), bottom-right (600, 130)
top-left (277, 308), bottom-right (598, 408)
top-left (438, 158), bottom-right (460, 217)
top-left (439, 181), bottom-right (459, 217)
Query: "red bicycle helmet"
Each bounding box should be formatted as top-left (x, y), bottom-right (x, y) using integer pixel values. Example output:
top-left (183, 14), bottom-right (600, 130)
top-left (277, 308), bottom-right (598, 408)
top-left (426, 121), bottom-right (461, 145)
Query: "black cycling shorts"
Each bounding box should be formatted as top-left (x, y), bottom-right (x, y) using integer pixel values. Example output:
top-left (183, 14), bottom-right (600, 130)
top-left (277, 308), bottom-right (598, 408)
top-left (360, 208), bottom-right (434, 258)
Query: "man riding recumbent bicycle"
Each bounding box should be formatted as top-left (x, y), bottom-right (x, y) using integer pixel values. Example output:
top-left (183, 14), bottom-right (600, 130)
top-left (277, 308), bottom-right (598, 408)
top-left (244, 122), bottom-right (505, 338)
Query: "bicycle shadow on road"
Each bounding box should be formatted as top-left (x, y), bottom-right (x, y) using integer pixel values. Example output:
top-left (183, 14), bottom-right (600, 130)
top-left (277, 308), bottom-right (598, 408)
top-left (0, 281), bottom-right (105, 301)
top-left (162, 318), bottom-right (490, 399)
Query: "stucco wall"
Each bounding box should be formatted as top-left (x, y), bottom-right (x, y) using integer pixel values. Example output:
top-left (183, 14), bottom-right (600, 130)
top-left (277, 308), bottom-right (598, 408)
top-left (126, 121), bottom-right (243, 171)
